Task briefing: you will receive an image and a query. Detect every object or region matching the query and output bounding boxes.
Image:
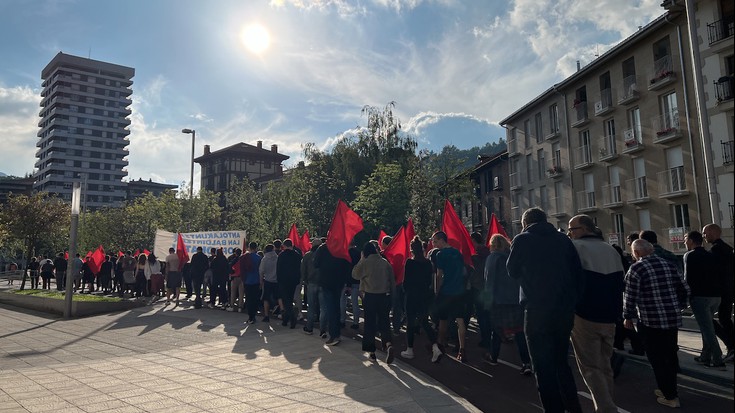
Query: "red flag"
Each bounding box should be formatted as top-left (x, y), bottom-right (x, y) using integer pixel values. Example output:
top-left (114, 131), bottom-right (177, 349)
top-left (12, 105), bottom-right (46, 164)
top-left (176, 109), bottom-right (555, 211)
top-left (405, 217), bottom-right (417, 258)
top-left (89, 245), bottom-right (105, 274)
top-left (176, 233), bottom-right (189, 271)
top-left (117, 251), bottom-right (124, 258)
top-left (301, 230), bottom-right (312, 252)
top-left (379, 230), bottom-right (389, 249)
top-left (133, 249), bottom-right (140, 257)
top-left (143, 249), bottom-right (151, 256)
top-left (485, 213), bottom-right (509, 246)
top-left (384, 226), bottom-right (408, 285)
top-left (287, 223), bottom-right (301, 251)
top-left (64, 251), bottom-right (69, 260)
top-left (232, 258), bottom-right (241, 277)
top-left (326, 200), bottom-right (364, 261)
top-left (441, 199), bottom-right (476, 267)
top-left (85, 251), bottom-right (93, 259)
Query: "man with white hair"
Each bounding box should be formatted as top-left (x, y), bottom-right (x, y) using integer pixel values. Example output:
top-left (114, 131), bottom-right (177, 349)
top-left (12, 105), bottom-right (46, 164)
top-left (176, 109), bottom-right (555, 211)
top-left (623, 239), bottom-right (690, 408)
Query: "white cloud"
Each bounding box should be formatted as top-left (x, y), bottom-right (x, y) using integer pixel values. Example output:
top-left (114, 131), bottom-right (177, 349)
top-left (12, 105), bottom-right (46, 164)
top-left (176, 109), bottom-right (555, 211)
top-left (0, 85), bottom-right (41, 176)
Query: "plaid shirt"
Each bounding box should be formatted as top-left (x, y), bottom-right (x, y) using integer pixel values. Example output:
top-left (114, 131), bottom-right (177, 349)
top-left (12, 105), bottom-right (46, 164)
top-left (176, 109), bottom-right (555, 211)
top-left (623, 254), bottom-right (690, 329)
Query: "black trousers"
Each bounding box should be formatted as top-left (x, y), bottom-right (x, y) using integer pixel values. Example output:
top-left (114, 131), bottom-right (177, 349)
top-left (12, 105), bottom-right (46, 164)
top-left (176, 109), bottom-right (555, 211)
top-left (362, 292), bottom-right (392, 353)
top-left (244, 283), bottom-right (260, 320)
top-left (279, 282), bottom-right (298, 327)
top-left (639, 324), bottom-right (679, 400)
top-left (714, 290), bottom-right (734, 351)
top-left (210, 276), bottom-right (227, 305)
top-left (405, 296), bottom-right (436, 348)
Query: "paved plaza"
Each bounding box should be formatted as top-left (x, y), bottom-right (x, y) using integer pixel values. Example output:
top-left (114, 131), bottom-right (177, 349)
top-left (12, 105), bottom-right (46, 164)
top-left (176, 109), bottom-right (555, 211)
top-left (0, 303), bottom-right (480, 413)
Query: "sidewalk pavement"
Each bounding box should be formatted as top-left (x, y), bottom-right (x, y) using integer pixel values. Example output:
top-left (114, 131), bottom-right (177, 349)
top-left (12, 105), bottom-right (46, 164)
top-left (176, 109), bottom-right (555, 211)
top-left (0, 301), bottom-right (481, 413)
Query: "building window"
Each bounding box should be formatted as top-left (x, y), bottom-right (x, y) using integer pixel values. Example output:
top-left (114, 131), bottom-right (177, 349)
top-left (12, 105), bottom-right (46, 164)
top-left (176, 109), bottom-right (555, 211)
top-left (549, 104), bottom-right (559, 134)
top-left (524, 119), bottom-right (531, 149)
top-left (526, 154), bottom-right (533, 184)
top-left (537, 149), bottom-right (545, 180)
top-left (638, 209), bottom-right (651, 231)
top-left (627, 107), bottom-right (642, 143)
top-left (613, 213), bottom-right (625, 238)
top-left (535, 113), bottom-right (543, 144)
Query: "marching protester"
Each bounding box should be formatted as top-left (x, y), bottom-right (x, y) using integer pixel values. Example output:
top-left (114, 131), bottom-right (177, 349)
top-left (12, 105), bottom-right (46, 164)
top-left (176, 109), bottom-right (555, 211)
top-left (400, 236), bottom-right (439, 361)
top-left (190, 247), bottom-right (209, 309)
top-left (703, 223), bottom-right (735, 362)
top-left (276, 239), bottom-right (302, 328)
top-left (260, 244), bottom-right (279, 321)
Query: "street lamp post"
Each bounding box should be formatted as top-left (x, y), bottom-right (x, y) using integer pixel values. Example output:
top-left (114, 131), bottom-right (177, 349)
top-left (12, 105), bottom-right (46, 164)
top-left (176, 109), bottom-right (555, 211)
top-left (181, 129), bottom-right (196, 199)
top-left (64, 182), bottom-right (81, 319)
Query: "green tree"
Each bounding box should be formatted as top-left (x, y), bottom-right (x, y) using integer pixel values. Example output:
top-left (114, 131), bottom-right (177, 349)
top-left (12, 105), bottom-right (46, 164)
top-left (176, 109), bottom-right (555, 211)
top-left (0, 193), bottom-right (69, 290)
top-left (223, 178), bottom-right (268, 246)
top-left (352, 162), bottom-right (410, 236)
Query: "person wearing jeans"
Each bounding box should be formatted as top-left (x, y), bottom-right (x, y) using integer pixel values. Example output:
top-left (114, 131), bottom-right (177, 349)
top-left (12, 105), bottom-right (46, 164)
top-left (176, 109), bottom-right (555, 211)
top-left (684, 230), bottom-right (725, 368)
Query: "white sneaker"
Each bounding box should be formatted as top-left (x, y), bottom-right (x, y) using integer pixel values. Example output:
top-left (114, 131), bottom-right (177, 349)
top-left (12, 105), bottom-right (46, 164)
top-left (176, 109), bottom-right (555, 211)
top-left (431, 344), bottom-right (443, 363)
top-left (400, 348), bottom-right (415, 359)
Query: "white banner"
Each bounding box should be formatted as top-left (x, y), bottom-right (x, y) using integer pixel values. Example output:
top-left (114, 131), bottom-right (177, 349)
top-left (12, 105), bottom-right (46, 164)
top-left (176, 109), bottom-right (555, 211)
top-left (154, 229), bottom-right (247, 261)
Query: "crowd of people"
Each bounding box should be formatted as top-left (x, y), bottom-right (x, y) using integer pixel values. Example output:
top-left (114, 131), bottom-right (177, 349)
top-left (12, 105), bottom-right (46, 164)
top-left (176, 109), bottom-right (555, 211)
top-left (13, 208), bottom-right (734, 412)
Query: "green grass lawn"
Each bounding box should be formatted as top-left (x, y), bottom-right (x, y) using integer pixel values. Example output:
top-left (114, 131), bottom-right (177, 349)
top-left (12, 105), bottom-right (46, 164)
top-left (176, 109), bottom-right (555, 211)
top-left (11, 290), bottom-right (123, 303)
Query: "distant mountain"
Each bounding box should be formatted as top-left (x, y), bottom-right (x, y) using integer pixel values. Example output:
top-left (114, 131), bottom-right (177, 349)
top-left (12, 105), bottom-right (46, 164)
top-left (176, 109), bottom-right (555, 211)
top-left (0, 172), bottom-right (6, 177)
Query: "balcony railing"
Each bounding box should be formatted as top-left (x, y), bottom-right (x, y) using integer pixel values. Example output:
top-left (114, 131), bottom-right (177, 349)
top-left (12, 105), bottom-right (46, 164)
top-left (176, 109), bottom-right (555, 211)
top-left (715, 76), bottom-right (734, 103)
top-left (652, 109), bottom-right (681, 143)
top-left (622, 128), bottom-right (644, 153)
top-left (723, 140), bottom-right (734, 165)
top-left (571, 102), bottom-right (589, 127)
top-left (618, 75), bottom-right (640, 104)
top-left (649, 55), bottom-right (675, 90)
top-left (574, 144), bottom-right (594, 169)
top-left (511, 206), bottom-right (521, 223)
top-left (576, 190), bottom-right (597, 212)
top-left (510, 172), bottom-right (522, 190)
top-left (594, 88), bottom-right (614, 116)
top-left (602, 184), bottom-right (623, 208)
top-left (707, 15), bottom-right (734, 45)
top-left (598, 135), bottom-right (618, 161)
top-left (508, 138), bottom-right (519, 157)
top-left (546, 162), bottom-right (563, 179)
top-left (658, 166), bottom-right (687, 198)
top-left (627, 177), bottom-right (649, 203)
top-left (548, 196), bottom-right (567, 217)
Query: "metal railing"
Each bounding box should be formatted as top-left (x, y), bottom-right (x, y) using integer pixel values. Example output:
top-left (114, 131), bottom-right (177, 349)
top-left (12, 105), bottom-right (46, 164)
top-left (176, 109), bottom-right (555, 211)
top-left (715, 76), bottom-right (734, 102)
top-left (627, 177), bottom-right (648, 202)
top-left (602, 184), bottom-right (623, 206)
top-left (650, 55), bottom-right (673, 85)
top-left (595, 88), bottom-right (613, 114)
top-left (575, 144), bottom-right (593, 168)
top-left (618, 75), bottom-right (639, 103)
top-left (510, 172), bottom-right (522, 189)
top-left (723, 140), bottom-right (734, 165)
top-left (657, 166), bottom-right (687, 196)
top-left (573, 103), bottom-right (588, 123)
top-left (652, 109), bottom-right (680, 138)
top-left (707, 15), bottom-right (734, 45)
top-left (598, 135), bottom-right (618, 160)
top-left (576, 190), bottom-right (596, 211)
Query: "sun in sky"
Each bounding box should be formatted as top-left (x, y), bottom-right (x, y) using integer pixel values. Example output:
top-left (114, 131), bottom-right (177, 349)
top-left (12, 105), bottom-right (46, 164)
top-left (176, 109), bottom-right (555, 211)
top-left (240, 23), bottom-right (271, 55)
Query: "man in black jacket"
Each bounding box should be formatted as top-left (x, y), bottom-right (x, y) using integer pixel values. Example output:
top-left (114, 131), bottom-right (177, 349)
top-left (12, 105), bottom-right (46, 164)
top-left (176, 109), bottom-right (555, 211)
top-left (684, 230), bottom-right (725, 369)
top-left (277, 239), bottom-right (303, 328)
top-left (703, 224), bottom-right (735, 362)
top-left (315, 243), bottom-right (352, 346)
top-left (190, 247), bottom-right (209, 309)
top-left (507, 208), bottom-right (584, 413)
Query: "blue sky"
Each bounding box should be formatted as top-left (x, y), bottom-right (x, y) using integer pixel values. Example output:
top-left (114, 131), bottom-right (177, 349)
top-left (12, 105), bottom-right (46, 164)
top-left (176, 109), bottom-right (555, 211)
top-left (0, 0), bottom-right (664, 190)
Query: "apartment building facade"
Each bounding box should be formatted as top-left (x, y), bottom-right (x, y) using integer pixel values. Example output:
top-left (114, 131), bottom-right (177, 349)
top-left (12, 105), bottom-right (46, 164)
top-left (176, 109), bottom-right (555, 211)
top-left (193, 141), bottom-right (289, 206)
top-left (468, 151), bottom-right (514, 236)
top-left (500, 10), bottom-right (712, 253)
top-left (687, 0), bottom-right (734, 240)
top-left (34, 52), bottom-right (134, 208)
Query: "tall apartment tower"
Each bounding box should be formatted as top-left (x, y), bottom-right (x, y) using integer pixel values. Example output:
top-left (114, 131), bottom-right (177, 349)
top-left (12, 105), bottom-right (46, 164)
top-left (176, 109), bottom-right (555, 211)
top-left (34, 52), bottom-right (134, 208)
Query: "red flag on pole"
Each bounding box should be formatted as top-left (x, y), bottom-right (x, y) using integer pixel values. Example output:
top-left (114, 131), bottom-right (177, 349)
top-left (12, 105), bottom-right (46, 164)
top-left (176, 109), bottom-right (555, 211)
top-left (64, 251), bottom-right (69, 260)
top-left (384, 226), bottom-right (408, 285)
top-left (143, 249), bottom-right (151, 256)
top-left (301, 230), bottom-right (312, 252)
top-left (117, 251), bottom-right (124, 258)
top-left (85, 251), bottom-right (93, 259)
top-left (176, 233), bottom-right (189, 271)
top-left (89, 245), bottom-right (105, 274)
top-left (133, 249), bottom-right (140, 257)
top-left (326, 200), bottom-right (364, 261)
top-left (485, 213), bottom-right (509, 246)
top-left (441, 199), bottom-right (476, 267)
top-left (405, 217), bottom-right (417, 259)
top-left (287, 223), bottom-right (301, 252)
